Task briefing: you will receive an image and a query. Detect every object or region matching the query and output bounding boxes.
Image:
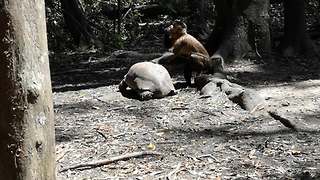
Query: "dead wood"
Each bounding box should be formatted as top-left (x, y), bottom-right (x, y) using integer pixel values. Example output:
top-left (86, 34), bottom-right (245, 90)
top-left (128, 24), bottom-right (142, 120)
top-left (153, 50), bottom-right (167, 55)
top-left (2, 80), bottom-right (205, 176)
top-left (60, 151), bottom-right (162, 172)
top-left (268, 110), bottom-right (320, 132)
top-left (195, 75), bottom-right (265, 112)
top-left (268, 111), bottom-right (297, 130)
top-left (229, 89), bottom-right (265, 113)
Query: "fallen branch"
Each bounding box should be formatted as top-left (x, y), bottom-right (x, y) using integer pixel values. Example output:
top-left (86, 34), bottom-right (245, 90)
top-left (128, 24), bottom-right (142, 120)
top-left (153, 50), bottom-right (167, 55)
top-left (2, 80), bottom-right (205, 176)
top-left (268, 111), bottom-right (320, 132)
top-left (60, 151), bottom-right (161, 172)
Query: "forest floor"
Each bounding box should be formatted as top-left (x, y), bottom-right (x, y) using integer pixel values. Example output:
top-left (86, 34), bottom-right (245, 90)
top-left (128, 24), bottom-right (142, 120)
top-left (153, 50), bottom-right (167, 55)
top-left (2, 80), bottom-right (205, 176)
top-left (52, 38), bottom-right (320, 179)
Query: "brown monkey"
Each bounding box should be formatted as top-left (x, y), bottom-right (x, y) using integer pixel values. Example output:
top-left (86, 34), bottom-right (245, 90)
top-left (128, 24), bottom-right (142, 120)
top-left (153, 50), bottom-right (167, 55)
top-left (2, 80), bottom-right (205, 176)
top-left (153, 21), bottom-right (224, 85)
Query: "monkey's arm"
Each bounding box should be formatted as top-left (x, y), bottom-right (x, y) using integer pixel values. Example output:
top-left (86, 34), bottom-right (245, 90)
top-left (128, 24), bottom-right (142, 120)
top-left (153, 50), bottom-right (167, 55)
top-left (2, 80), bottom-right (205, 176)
top-left (151, 52), bottom-right (176, 64)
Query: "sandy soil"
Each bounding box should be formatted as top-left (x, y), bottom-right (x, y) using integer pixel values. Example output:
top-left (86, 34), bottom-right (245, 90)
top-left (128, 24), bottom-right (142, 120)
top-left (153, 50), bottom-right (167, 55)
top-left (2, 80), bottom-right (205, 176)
top-left (52, 43), bottom-right (320, 179)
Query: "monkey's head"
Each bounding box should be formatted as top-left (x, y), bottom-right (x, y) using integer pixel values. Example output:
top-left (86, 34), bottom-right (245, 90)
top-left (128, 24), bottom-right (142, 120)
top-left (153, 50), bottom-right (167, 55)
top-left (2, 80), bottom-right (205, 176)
top-left (164, 21), bottom-right (187, 48)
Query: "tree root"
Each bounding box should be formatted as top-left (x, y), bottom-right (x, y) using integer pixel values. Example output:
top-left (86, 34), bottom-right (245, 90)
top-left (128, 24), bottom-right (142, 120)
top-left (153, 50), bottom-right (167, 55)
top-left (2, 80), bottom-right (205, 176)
top-left (195, 74), bottom-right (265, 112)
top-left (268, 111), bottom-right (297, 130)
top-left (268, 110), bottom-right (320, 132)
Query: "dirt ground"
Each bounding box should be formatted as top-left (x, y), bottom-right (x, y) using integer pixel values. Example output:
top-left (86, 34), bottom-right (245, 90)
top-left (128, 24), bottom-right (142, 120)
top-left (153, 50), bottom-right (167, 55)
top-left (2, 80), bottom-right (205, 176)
top-left (52, 39), bottom-right (320, 179)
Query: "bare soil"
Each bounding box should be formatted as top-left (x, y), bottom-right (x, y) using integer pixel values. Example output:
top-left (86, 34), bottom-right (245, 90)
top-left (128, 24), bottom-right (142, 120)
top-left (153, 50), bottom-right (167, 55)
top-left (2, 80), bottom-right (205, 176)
top-left (52, 39), bottom-right (320, 179)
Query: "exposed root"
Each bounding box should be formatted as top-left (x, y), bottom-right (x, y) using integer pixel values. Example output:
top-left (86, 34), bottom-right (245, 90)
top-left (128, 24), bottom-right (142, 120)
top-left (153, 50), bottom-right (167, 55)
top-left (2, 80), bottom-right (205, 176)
top-left (268, 111), bottom-right (320, 132)
top-left (268, 111), bottom-right (297, 130)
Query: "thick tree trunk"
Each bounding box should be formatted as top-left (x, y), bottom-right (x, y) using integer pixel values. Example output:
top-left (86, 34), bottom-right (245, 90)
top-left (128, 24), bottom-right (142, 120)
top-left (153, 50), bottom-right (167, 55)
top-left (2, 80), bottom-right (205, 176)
top-left (0, 0), bottom-right (55, 179)
top-left (279, 0), bottom-right (316, 56)
top-left (206, 0), bottom-right (270, 60)
top-left (60, 0), bottom-right (93, 48)
top-left (187, 0), bottom-right (209, 39)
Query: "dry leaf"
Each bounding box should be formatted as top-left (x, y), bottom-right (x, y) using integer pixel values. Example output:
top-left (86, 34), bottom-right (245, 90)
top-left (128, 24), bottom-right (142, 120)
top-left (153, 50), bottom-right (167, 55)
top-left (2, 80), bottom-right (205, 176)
top-left (147, 143), bottom-right (156, 151)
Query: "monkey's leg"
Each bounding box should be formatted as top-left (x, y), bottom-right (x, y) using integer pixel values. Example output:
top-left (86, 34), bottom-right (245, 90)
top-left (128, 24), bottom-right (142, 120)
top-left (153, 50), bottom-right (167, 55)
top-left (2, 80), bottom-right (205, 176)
top-left (184, 62), bottom-right (193, 86)
top-left (190, 53), bottom-right (207, 70)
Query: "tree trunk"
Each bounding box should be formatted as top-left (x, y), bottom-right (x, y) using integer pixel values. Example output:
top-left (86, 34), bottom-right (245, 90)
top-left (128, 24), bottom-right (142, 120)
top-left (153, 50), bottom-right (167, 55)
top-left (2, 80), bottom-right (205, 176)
top-left (117, 0), bottom-right (122, 34)
top-left (187, 0), bottom-right (209, 39)
top-left (278, 0), bottom-right (316, 57)
top-left (206, 0), bottom-right (270, 60)
top-left (60, 0), bottom-right (93, 48)
top-left (0, 0), bottom-right (55, 179)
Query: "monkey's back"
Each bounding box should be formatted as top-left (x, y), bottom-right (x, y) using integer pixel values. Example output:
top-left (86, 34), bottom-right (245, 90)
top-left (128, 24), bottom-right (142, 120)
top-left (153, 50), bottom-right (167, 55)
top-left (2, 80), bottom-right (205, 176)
top-left (173, 34), bottom-right (209, 57)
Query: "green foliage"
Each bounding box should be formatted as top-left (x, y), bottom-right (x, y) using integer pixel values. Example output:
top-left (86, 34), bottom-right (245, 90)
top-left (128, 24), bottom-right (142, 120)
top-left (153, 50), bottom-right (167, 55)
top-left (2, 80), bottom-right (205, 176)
top-left (111, 33), bottom-right (124, 49)
top-left (270, 0), bottom-right (319, 32)
top-left (45, 0), bottom-right (68, 51)
top-left (158, 0), bottom-right (190, 15)
top-left (45, 0), bottom-right (319, 53)
top-left (306, 0), bottom-right (320, 27)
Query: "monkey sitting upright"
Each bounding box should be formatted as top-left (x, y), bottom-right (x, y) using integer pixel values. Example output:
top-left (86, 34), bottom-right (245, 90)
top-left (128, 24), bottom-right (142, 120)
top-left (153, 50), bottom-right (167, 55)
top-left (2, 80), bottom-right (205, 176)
top-left (152, 21), bottom-right (224, 86)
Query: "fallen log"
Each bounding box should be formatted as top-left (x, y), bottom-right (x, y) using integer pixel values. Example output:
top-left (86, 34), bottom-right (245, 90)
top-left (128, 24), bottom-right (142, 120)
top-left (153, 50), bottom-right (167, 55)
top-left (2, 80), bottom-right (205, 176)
top-left (195, 75), bottom-right (320, 131)
top-left (195, 74), bottom-right (265, 112)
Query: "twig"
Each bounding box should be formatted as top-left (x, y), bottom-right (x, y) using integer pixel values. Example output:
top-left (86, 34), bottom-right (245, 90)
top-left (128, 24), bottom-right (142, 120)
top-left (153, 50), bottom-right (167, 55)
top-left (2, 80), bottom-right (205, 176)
top-left (121, 7), bottom-right (132, 20)
top-left (60, 151), bottom-right (161, 172)
top-left (96, 130), bottom-right (108, 140)
top-left (148, 171), bottom-right (163, 177)
top-left (154, 141), bottom-right (178, 145)
top-left (56, 144), bottom-right (70, 163)
top-left (56, 150), bottom-right (69, 163)
top-left (249, 103), bottom-right (265, 114)
top-left (197, 154), bottom-right (219, 162)
top-left (186, 155), bottom-right (200, 162)
top-left (171, 107), bottom-right (189, 110)
top-left (113, 132), bottom-right (126, 138)
top-left (228, 145), bottom-right (241, 153)
top-left (198, 109), bottom-right (219, 116)
top-left (166, 162), bottom-right (182, 179)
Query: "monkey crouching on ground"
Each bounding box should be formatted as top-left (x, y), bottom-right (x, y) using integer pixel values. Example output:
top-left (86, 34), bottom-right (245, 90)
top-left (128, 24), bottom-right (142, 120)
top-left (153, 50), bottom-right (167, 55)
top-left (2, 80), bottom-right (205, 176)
top-left (119, 62), bottom-right (176, 100)
top-left (152, 21), bottom-right (224, 86)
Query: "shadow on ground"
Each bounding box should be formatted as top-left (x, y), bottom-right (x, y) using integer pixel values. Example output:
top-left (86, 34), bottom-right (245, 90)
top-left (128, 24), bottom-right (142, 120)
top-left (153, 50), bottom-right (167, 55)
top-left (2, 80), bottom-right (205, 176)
top-left (227, 55), bottom-right (320, 87)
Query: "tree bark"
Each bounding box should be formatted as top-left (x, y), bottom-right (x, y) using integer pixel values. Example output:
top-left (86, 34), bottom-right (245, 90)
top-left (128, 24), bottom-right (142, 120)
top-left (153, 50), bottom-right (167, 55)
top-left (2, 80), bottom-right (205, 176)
top-left (187, 0), bottom-right (209, 39)
top-left (117, 0), bottom-right (122, 34)
top-left (0, 0), bottom-right (55, 179)
top-left (278, 0), bottom-right (316, 57)
top-left (60, 0), bottom-right (93, 48)
top-left (206, 0), bottom-right (270, 60)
